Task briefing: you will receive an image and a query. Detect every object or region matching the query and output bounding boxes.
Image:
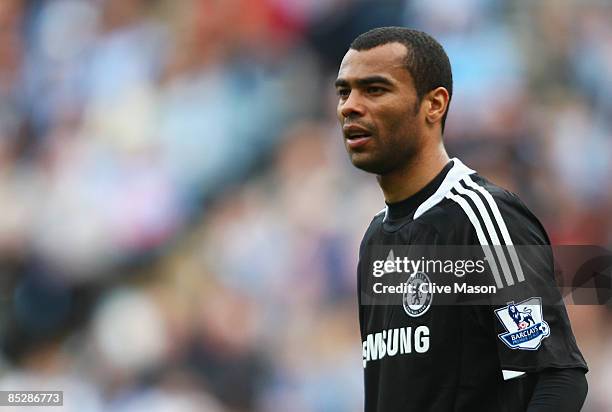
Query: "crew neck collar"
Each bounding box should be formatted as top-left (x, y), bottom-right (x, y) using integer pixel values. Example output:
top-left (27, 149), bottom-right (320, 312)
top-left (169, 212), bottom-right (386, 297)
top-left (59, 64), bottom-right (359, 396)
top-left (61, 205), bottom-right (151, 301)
top-left (384, 160), bottom-right (455, 221)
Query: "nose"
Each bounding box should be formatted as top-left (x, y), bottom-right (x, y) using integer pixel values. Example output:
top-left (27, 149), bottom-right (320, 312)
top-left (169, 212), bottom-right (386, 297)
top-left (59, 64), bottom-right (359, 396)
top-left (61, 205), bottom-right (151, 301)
top-left (339, 91), bottom-right (366, 119)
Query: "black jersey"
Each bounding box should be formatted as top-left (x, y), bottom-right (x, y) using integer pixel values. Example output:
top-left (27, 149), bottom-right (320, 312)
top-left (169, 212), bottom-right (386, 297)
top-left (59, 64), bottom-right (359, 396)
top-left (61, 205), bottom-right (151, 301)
top-left (357, 158), bottom-right (587, 412)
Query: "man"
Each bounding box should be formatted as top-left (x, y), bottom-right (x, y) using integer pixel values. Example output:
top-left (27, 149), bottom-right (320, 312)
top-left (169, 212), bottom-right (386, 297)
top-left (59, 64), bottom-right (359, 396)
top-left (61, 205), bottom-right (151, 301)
top-left (335, 27), bottom-right (588, 411)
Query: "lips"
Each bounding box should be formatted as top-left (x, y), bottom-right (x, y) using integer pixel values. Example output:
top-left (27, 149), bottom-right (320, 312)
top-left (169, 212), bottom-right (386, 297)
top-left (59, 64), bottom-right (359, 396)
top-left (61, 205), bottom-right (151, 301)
top-left (343, 125), bottom-right (373, 149)
top-left (343, 125), bottom-right (372, 140)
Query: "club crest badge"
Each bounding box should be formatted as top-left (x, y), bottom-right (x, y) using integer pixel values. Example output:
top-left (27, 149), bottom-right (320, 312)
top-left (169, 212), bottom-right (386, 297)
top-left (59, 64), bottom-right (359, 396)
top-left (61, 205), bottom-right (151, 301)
top-left (494, 297), bottom-right (550, 350)
top-left (402, 272), bottom-right (432, 317)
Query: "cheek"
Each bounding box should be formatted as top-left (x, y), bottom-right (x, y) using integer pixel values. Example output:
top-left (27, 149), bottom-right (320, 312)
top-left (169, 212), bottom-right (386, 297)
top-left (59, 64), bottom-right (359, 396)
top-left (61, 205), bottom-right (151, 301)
top-left (379, 107), bottom-right (417, 137)
top-left (336, 103), bottom-right (344, 123)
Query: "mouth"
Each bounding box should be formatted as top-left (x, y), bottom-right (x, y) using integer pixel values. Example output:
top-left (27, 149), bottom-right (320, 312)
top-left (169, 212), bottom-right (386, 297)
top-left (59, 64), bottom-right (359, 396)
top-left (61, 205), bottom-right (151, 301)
top-left (346, 131), bottom-right (372, 140)
top-left (344, 126), bottom-right (373, 149)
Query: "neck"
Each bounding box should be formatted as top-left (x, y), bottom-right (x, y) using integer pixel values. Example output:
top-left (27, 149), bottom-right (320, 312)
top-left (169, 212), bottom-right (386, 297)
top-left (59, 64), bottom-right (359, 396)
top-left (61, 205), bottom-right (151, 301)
top-left (377, 142), bottom-right (450, 203)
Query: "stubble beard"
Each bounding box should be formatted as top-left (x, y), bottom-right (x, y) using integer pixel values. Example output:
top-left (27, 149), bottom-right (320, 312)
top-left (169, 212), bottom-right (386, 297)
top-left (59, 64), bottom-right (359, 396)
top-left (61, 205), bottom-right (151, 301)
top-left (347, 102), bottom-right (422, 175)
top-left (349, 128), bottom-right (421, 176)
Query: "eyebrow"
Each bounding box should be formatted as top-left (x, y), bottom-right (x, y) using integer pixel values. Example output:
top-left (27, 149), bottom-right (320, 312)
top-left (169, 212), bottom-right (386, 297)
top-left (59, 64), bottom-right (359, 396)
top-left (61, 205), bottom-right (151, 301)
top-left (334, 75), bottom-right (394, 88)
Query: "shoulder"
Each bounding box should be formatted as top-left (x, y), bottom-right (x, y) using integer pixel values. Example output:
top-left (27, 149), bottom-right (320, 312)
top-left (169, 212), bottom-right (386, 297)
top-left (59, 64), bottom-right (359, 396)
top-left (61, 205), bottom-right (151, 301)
top-left (455, 174), bottom-right (549, 245)
top-left (358, 209), bottom-right (386, 256)
top-left (417, 170), bottom-right (549, 246)
top-left (365, 208), bottom-right (386, 236)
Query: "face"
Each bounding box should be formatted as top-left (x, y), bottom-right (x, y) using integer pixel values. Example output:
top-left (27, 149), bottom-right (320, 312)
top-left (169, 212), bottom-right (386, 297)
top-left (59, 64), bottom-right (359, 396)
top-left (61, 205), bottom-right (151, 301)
top-left (335, 43), bottom-right (424, 175)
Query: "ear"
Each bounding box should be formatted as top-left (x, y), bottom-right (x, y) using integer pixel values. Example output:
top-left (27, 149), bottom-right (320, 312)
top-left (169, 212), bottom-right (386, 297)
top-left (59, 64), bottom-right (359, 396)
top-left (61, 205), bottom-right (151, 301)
top-left (423, 87), bottom-right (450, 128)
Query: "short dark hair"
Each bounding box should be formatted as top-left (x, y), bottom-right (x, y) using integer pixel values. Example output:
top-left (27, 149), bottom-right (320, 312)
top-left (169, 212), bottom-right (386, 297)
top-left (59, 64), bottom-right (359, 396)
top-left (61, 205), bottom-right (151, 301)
top-left (350, 27), bottom-right (453, 132)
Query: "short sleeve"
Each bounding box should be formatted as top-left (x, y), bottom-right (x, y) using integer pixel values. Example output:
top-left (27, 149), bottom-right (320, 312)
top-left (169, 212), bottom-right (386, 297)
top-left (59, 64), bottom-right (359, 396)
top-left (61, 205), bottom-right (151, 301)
top-left (451, 190), bottom-right (588, 375)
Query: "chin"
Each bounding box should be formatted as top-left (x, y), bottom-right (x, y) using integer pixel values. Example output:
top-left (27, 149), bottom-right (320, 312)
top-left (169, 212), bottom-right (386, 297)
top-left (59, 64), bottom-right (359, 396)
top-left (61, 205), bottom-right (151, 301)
top-left (350, 155), bottom-right (391, 175)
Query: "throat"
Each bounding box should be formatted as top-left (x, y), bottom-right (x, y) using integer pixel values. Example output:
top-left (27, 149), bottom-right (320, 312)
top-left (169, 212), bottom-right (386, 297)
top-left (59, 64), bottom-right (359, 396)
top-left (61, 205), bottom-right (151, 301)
top-left (378, 152), bottom-right (450, 203)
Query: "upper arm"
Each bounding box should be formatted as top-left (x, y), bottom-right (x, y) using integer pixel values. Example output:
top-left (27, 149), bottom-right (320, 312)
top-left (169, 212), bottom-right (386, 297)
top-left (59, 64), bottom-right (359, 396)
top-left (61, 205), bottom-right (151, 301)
top-left (526, 368), bottom-right (588, 412)
top-left (443, 190), bottom-right (588, 375)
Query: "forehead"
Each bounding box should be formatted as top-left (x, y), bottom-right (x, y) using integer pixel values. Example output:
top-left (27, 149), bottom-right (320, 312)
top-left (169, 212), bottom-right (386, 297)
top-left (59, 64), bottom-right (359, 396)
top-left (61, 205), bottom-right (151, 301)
top-left (337, 42), bottom-right (411, 84)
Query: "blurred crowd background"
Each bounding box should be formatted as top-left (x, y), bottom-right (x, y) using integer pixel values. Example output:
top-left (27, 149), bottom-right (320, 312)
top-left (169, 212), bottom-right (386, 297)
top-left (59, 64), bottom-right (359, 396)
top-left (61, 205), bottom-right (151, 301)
top-left (0, 0), bottom-right (610, 411)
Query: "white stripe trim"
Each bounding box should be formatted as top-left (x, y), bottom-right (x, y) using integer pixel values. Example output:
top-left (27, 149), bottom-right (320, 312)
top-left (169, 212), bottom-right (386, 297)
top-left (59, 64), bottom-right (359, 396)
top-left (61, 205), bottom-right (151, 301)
top-left (452, 182), bottom-right (515, 287)
top-left (502, 370), bottom-right (526, 380)
top-left (463, 176), bottom-right (525, 282)
top-left (413, 158), bottom-right (476, 220)
top-left (445, 192), bottom-right (504, 289)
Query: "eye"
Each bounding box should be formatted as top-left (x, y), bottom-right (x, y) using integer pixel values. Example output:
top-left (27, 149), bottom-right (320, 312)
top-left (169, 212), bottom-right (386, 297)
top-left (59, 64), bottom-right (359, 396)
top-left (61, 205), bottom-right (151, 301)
top-left (366, 86), bottom-right (385, 95)
top-left (337, 88), bottom-right (350, 98)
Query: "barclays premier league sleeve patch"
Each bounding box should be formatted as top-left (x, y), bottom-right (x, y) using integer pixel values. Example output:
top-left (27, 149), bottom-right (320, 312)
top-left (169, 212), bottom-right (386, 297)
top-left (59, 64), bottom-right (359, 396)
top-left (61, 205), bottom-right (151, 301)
top-left (494, 297), bottom-right (550, 350)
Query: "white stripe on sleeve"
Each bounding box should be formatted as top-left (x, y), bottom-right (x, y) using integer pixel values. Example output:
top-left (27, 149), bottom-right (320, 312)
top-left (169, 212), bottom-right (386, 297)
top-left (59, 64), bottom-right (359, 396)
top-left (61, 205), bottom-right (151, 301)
top-left (446, 192), bottom-right (504, 289)
top-left (463, 176), bottom-right (525, 282)
top-left (452, 182), bottom-right (515, 287)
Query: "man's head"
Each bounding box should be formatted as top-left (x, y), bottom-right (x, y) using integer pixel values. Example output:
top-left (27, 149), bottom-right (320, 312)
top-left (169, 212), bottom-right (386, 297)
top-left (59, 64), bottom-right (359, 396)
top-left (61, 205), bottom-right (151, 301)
top-left (335, 27), bottom-right (452, 175)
